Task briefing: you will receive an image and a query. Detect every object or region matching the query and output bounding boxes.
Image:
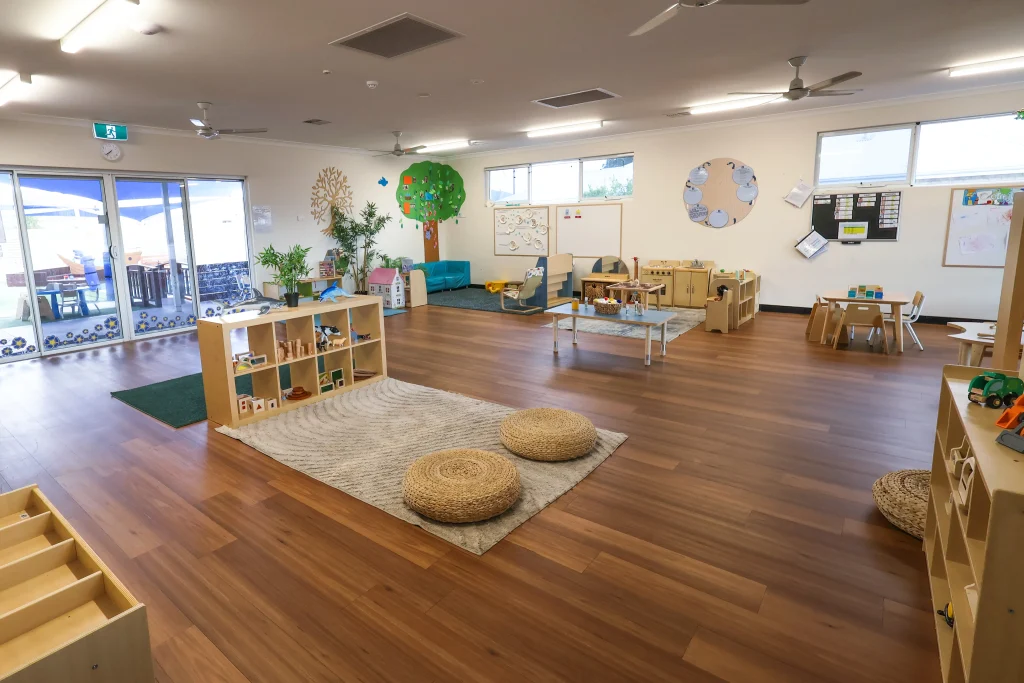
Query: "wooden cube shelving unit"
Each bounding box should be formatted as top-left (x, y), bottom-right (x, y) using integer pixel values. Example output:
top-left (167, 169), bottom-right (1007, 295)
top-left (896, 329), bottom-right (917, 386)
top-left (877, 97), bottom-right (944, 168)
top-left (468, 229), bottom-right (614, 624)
top-left (197, 296), bottom-right (387, 428)
top-left (0, 485), bottom-right (153, 682)
top-left (927, 365), bottom-right (1024, 683)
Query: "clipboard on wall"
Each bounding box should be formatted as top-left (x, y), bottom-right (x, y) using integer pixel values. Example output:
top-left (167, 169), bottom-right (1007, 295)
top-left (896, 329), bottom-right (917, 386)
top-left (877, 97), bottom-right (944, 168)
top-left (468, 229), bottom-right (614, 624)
top-left (795, 229), bottom-right (829, 259)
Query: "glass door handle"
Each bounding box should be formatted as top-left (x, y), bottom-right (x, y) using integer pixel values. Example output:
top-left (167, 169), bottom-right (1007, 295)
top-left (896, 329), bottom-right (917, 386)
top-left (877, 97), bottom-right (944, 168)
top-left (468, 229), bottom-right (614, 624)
top-left (109, 245), bottom-right (118, 259)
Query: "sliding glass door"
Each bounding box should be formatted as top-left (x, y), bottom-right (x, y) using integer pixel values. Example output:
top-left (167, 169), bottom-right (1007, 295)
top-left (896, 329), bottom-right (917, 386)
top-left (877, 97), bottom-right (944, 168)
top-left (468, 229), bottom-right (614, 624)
top-left (187, 179), bottom-right (253, 315)
top-left (114, 179), bottom-right (198, 335)
top-left (19, 176), bottom-right (124, 352)
top-left (0, 173), bottom-right (37, 361)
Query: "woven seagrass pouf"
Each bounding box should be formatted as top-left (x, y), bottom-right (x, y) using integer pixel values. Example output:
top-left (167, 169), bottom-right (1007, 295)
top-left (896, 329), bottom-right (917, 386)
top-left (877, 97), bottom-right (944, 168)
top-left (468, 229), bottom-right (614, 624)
top-left (403, 449), bottom-right (520, 523)
top-left (500, 408), bottom-right (597, 462)
top-left (872, 469), bottom-right (929, 540)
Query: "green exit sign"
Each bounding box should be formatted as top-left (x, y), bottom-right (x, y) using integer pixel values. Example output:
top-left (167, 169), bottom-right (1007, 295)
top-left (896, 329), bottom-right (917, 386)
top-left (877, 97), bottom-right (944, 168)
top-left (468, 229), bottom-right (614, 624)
top-left (93, 122), bottom-right (128, 141)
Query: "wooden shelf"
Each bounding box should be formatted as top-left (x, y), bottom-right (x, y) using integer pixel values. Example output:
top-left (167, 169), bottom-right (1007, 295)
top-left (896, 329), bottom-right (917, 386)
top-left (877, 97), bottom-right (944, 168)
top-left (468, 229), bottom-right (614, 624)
top-left (0, 485), bottom-right (152, 681)
top-left (927, 365), bottom-right (1024, 683)
top-left (199, 296), bottom-right (387, 429)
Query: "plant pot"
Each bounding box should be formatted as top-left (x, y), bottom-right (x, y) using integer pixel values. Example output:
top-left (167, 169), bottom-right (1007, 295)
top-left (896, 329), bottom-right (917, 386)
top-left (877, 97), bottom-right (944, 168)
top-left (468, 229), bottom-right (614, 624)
top-left (284, 292), bottom-right (300, 307)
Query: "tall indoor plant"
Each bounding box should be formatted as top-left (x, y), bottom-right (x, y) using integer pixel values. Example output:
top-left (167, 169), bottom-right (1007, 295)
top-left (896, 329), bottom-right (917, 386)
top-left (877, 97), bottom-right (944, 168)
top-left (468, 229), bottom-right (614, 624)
top-left (329, 201), bottom-right (393, 293)
top-left (257, 244), bottom-right (312, 307)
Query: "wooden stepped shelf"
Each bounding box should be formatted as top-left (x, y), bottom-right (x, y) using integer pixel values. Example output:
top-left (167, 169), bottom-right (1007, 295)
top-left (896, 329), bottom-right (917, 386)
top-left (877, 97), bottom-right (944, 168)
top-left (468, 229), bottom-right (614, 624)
top-left (927, 365), bottom-right (1024, 683)
top-left (0, 485), bottom-right (152, 682)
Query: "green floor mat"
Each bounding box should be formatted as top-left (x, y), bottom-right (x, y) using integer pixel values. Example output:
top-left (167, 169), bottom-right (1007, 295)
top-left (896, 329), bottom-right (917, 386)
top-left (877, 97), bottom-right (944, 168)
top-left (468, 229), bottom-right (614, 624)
top-left (111, 372), bottom-right (254, 428)
top-left (427, 287), bottom-right (541, 315)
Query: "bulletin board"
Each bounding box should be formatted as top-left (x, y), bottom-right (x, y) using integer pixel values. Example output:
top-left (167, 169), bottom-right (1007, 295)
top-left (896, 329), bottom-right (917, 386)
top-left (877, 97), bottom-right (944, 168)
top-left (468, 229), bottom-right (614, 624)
top-left (555, 203), bottom-right (622, 258)
top-left (811, 191), bottom-right (902, 242)
top-left (942, 187), bottom-right (1024, 268)
top-left (494, 206), bottom-right (549, 256)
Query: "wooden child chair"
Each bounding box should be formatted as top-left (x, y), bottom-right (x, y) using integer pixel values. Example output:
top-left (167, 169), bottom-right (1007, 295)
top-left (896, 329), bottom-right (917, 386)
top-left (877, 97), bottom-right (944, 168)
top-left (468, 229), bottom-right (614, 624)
top-left (832, 302), bottom-right (889, 353)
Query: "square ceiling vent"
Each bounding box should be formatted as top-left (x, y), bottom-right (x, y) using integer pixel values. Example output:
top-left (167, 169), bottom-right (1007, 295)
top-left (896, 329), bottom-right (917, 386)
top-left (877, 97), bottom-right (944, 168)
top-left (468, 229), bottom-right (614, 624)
top-left (330, 14), bottom-right (461, 58)
top-left (533, 88), bottom-right (619, 109)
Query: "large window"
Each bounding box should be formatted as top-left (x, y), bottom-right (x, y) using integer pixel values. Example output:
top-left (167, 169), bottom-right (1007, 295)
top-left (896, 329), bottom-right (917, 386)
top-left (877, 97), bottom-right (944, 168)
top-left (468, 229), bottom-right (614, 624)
top-left (816, 113), bottom-right (1024, 187)
top-left (486, 154), bottom-right (633, 205)
top-left (915, 115), bottom-right (1024, 185)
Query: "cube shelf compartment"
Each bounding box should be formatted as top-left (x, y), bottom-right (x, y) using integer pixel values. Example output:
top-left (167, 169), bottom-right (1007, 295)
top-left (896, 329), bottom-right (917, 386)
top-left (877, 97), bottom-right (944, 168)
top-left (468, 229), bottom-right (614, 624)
top-left (198, 296), bottom-right (387, 428)
top-left (0, 485), bottom-right (153, 682)
top-left (926, 365), bottom-right (1024, 683)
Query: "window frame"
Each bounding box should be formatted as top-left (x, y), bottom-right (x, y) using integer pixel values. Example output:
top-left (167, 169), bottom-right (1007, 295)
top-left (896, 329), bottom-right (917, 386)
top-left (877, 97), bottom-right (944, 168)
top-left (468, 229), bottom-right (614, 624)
top-left (910, 112), bottom-right (1024, 186)
top-left (814, 123), bottom-right (918, 188)
top-left (528, 158), bottom-right (583, 205)
top-left (485, 153), bottom-right (634, 205)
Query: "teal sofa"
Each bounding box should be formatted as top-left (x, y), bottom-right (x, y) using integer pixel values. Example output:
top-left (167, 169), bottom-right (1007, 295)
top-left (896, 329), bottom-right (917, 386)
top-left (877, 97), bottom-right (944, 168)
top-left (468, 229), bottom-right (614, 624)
top-left (416, 261), bottom-right (471, 293)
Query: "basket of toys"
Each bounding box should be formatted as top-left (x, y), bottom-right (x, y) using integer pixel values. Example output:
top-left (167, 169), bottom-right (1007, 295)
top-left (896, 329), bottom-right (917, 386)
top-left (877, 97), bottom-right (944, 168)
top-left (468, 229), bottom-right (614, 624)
top-left (593, 297), bottom-right (622, 315)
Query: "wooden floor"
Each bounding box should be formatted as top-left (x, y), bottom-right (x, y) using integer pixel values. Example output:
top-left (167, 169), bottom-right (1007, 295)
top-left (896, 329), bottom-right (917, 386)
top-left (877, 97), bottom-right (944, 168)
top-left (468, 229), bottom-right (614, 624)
top-left (0, 307), bottom-right (954, 682)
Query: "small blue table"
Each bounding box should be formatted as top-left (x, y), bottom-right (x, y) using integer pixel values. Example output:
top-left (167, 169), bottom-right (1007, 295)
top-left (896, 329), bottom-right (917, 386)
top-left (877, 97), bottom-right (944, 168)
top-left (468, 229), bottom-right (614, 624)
top-left (38, 288), bottom-right (91, 320)
top-left (545, 302), bottom-right (677, 366)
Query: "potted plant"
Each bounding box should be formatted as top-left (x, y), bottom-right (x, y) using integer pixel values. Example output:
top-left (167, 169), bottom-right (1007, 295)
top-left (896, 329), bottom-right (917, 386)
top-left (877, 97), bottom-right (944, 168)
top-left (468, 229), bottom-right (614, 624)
top-left (256, 244), bottom-right (312, 307)
top-left (329, 202), bottom-right (393, 293)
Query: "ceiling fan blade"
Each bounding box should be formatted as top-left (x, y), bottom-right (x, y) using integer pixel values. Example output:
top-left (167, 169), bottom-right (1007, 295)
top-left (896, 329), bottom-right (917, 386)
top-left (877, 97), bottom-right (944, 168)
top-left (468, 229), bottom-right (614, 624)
top-left (808, 71), bottom-right (862, 91)
top-left (630, 3), bottom-right (681, 36)
top-left (807, 90), bottom-right (860, 97)
top-left (717, 0), bottom-right (810, 4)
top-left (215, 128), bottom-right (269, 135)
top-left (727, 92), bottom-right (787, 96)
top-left (403, 145), bottom-right (427, 153)
top-left (189, 118), bottom-right (205, 127)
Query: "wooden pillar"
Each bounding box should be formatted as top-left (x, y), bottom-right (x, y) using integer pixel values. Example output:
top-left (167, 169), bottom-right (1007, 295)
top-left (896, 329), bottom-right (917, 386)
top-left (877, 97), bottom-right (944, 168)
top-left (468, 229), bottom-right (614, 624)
top-left (993, 193), bottom-right (1024, 371)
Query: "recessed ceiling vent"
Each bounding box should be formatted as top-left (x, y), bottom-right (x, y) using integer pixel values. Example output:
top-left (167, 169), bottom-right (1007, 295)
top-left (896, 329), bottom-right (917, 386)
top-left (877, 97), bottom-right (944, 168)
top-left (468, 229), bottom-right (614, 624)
top-left (330, 14), bottom-right (461, 59)
top-left (303, 118), bottom-right (331, 125)
top-left (533, 88), bottom-right (619, 109)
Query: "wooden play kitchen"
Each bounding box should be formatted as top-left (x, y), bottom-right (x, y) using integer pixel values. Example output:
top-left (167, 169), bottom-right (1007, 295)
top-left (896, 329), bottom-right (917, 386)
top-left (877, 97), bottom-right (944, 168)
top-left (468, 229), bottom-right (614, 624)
top-left (198, 296), bottom-right (387, 428)
top-left (0, 485), bottom-right (153, 682)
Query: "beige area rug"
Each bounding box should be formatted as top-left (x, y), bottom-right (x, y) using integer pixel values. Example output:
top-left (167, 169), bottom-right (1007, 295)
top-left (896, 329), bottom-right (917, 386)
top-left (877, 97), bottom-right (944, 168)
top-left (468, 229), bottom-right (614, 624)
top-left (216, 378), bottom-right (627, 554)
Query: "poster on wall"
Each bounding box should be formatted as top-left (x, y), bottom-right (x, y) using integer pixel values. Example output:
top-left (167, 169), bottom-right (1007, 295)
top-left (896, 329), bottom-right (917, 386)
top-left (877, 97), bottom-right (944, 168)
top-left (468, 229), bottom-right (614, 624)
top-left (252, 205), bottom-right (272, 233)
top-left (494, 207), bottom-right (549, 256)
top-left (943, 187), bottom-right (1024, 268)
top-left (396, 161), bottom-right (466, 263)
top-left (683, 158), bottom-right (758, 228)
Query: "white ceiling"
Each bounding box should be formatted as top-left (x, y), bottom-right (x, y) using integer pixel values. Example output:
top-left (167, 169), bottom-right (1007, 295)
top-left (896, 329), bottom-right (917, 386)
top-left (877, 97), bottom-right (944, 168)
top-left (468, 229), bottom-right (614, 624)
top-left (1, 0), bottom-right (1024, 154)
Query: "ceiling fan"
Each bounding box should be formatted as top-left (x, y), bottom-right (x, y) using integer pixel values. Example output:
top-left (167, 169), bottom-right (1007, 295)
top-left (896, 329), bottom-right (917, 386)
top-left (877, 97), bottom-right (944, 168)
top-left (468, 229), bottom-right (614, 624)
top-left (630, 0), bottom-right (810, 37)
top-left (373, 131), bottom-right (425, 157)
top-left (189, 102), bottom-right (268, 140)
top-left (727, 56), bottom-right (862, 102)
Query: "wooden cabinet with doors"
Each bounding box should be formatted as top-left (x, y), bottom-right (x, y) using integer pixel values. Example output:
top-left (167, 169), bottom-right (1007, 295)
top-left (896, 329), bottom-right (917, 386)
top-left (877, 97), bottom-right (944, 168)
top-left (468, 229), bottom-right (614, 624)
top-left (673, 266), bottom-right (712, 308)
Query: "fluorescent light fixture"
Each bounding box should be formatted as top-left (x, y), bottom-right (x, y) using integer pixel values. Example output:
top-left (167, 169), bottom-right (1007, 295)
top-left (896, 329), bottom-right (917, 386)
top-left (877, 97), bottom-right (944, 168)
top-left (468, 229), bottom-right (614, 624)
top-left (61, 0), bottom-right (141, 54)
top-left (949, 56), bottom-right (1024, 78)
top-left (685, 95), bottom-right (782, 116)
top-left (190, 118), bottom-right (205, 127)
top-left (415, 140), bottom-right (470, 153)
top-left (0, 74), bottom-right (33, 107)
top-left (526, 121), bottom-right (603, 138)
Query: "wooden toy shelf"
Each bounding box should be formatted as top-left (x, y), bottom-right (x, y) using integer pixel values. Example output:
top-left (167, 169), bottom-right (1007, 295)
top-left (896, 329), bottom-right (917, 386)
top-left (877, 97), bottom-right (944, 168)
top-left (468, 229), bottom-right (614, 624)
top-left (198, 296), bottom-right (387, 429)
top-left (0, 485), bottom-right (153, 682)
top-left (926, 365), bottom-right (1024, 683)
top-left (710, 271), bottom-right (761, 329)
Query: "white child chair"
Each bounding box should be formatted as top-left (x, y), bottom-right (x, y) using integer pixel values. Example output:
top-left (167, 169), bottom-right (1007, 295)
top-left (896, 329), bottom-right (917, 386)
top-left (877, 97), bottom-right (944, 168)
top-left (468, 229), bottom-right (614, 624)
top-left (868, 291), bottom-right (925, 351)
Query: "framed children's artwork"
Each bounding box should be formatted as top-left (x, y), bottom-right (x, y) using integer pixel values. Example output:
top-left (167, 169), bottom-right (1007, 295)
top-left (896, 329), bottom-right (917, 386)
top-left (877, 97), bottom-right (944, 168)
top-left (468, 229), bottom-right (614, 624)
top-left (319, 260), bottom-right (336, 278)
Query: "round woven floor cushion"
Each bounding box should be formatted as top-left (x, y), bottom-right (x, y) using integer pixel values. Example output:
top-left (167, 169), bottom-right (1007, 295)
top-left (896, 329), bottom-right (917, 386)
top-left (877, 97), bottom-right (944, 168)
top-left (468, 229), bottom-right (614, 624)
top-left (872, 469), bottom-right (929, 540)
top-left (500, 408), bottom-right (597, 462)
top-left (403, 449), bottom-right (520, 523)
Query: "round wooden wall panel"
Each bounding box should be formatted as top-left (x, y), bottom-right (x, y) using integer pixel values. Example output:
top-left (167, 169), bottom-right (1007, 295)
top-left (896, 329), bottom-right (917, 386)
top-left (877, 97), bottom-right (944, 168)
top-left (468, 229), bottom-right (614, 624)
top-left (684, 157), bottom-right (759, 228)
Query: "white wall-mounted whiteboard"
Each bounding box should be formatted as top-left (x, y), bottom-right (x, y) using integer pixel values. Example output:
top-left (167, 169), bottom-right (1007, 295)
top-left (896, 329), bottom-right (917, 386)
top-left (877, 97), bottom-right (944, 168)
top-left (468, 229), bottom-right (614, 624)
top-left (943, 188), bottom-right (1024, 268)
top-left (556, 203), bottom-right (622, 258)
top-left (494, 206), bottom-right (549, 257)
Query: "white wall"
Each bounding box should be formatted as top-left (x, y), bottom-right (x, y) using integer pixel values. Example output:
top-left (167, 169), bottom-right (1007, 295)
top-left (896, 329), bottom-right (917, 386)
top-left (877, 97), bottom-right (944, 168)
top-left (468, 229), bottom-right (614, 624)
top-left (446, 86), bottom-right (1024, 319)
top-left (0, 117), bottom-right (425, 290)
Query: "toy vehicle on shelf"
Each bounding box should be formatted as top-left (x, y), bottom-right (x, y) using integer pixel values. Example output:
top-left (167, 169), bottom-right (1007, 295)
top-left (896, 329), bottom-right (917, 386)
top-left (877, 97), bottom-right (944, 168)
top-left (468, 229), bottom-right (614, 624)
top-left (968, 372), bottom-right (1024, 409)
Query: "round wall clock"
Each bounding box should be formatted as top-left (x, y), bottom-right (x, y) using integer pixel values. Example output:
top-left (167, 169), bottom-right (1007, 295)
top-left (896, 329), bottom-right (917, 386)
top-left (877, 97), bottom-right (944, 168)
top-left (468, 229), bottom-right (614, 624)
top-left (100, 142), bottom-right (122, 162)
top-left (684, 157), bottom-right (758, 228)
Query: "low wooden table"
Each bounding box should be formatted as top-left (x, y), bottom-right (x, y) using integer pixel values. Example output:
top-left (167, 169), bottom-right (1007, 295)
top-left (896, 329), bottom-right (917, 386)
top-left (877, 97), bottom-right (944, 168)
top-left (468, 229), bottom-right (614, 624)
top-left (946, 321), bottom-right (1024, 366)
top-left (605, 282), bottom-right (666, 311)
top-left (545, 302), bottom-right (677, 367)
top-left (820, 291), bottom-right (912, 353)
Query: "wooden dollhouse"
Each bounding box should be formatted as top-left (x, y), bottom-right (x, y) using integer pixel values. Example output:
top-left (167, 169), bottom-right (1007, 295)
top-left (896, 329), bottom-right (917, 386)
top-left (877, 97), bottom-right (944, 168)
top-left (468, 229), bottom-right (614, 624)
top-left (368, 268), bottom-right (405, 309)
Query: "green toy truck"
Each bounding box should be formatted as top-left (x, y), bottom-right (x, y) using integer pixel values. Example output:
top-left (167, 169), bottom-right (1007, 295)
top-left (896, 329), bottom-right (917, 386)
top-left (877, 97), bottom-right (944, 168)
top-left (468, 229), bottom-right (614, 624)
top-left (968, 372), bottom-right (1024, 409)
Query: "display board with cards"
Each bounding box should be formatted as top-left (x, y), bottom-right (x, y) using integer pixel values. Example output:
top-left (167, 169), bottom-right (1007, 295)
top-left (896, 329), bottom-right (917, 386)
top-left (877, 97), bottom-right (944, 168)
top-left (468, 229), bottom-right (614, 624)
top-left (810, 191), bottom-right (902, 242)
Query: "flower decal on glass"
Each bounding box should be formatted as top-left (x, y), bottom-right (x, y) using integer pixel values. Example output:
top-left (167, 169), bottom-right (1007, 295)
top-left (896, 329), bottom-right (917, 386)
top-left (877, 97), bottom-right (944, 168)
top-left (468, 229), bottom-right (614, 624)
top-left (74, 335), bottom-right (85, 344)
top-left (44, 335), bottom-right (61, 349)
top-left (135, 321), bottom-right (150, 333)
top-left (104, 316), bottom-right (119, 330)
top-left (205, 307), bottom-right (215, 317)
top-left (95, 324), bottom-right (104, 332)
top-left (89, 333), bottom-right (99, 342)
top-left (12, 337), bottom-right (26, 349)
top-left (1, 348), bottom-right (11, 357)
top-left (185, 315), bottom-right (197, 325)
top-left (106, 331), bottom-right (117, 339)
